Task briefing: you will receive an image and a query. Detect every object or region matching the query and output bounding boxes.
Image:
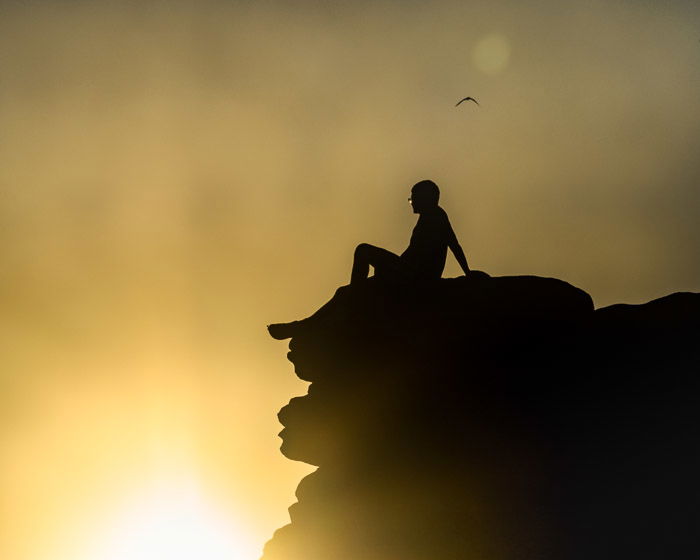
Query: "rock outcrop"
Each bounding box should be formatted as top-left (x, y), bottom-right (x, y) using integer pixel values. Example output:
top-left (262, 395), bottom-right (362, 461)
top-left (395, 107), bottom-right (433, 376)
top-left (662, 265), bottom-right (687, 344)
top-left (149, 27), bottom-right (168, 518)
top-left (264, 274), bottom-right (700, 560)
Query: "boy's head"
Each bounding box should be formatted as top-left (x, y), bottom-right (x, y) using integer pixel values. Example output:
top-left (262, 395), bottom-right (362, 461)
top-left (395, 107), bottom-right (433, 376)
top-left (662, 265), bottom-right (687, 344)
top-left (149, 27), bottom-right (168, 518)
top-left (409, 180), bottom-right (440, 214)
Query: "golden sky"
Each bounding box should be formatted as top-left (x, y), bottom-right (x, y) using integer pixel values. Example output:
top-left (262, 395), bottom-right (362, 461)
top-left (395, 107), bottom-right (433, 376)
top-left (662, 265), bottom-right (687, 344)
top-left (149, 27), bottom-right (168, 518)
top-left (1, 1), bottom-right (699, 558)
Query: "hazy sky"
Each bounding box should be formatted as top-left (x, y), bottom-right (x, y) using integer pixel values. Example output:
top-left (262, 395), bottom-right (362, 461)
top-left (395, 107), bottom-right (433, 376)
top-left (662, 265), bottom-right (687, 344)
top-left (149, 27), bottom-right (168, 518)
top-left (1, 1), bottom-right (699, 558)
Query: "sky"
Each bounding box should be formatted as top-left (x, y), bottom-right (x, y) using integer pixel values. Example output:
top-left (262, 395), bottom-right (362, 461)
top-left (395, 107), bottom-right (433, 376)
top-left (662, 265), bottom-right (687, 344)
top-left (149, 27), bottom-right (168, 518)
top-left (1, 1), bottom-right (699, 559)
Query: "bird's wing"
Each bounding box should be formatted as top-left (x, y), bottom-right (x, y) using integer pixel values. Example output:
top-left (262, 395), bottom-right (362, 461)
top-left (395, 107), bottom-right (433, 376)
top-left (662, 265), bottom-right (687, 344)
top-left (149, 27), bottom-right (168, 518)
top-left (456, 97), bottom-right (479, 106)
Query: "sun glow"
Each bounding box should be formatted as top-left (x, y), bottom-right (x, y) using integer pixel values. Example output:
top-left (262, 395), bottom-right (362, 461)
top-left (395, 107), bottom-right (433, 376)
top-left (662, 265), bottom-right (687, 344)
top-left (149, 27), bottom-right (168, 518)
top-left (77, 477), bottom-right (259, 560)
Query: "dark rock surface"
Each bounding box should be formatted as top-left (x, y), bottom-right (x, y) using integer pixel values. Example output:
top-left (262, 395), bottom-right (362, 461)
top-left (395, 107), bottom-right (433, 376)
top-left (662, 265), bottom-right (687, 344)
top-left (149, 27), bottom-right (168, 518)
top-left (263, 274), bottom-right (700, 560)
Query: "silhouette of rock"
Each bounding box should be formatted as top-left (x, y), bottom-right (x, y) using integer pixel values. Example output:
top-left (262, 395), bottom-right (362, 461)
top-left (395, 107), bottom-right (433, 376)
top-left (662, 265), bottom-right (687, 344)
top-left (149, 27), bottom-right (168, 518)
top-left (263, 275), bottom-right (700, 560)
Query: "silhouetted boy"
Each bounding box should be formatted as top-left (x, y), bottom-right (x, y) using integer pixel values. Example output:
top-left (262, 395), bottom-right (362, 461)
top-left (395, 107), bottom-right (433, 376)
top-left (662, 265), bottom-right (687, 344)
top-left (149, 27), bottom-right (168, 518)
top-left (351, 180), bottom-right (470, 283)
top-left (268, 180), bottom-right (470, 339)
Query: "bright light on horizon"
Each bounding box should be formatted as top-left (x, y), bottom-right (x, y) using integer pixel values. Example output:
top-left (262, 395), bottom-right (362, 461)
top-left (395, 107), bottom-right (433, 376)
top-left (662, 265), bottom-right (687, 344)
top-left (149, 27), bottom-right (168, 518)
top-left (75, 477), bottom-right (260, 560)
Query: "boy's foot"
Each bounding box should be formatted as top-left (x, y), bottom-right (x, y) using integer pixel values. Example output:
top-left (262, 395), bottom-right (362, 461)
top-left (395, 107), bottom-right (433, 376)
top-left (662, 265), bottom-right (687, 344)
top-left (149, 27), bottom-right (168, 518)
top-left (267, 321), bottom-right (301, 340)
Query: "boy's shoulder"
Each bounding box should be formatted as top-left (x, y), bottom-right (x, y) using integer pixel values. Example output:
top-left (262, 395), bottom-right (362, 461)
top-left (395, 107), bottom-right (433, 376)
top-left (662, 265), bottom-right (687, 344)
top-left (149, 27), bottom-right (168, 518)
top-left (434, 206), bottom-right (449, 221)
top-left (419, 206), bottom-right (449, 224)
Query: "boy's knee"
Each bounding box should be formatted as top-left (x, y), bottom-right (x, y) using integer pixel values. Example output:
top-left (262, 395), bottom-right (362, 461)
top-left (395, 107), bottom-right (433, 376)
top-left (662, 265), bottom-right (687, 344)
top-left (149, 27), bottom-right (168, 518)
top-left (355, 243), bottom-right (371, 256)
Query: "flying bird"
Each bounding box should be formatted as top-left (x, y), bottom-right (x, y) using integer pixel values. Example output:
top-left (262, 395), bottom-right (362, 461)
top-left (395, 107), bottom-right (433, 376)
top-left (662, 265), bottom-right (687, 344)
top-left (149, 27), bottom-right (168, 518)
top-left (455, 97), bottom-right (479, 107)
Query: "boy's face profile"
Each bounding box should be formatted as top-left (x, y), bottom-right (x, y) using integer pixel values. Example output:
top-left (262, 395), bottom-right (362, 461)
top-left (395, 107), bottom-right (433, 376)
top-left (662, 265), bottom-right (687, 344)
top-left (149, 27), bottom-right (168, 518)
top-left (408, 191), bottom-right (418, 214)
top-left (408, 187), bottom-right (435, 214)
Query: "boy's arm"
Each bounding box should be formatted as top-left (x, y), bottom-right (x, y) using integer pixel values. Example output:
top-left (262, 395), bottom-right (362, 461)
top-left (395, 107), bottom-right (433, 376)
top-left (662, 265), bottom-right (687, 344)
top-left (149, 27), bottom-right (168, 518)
top-left (451, 241), bottom-right (471, 275)
top-left (447, 223), bottom-right (470, 275)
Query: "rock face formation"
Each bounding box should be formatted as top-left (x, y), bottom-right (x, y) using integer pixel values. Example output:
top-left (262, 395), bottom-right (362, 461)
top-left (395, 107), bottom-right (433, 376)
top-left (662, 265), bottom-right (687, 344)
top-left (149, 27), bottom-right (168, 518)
top-left (264, 274), bottom-right (700, 560)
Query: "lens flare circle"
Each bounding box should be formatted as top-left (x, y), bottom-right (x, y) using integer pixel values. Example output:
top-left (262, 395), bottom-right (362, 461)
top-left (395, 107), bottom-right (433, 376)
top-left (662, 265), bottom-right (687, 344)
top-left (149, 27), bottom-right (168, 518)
top-left (473, 33), bottom-right (511, 75)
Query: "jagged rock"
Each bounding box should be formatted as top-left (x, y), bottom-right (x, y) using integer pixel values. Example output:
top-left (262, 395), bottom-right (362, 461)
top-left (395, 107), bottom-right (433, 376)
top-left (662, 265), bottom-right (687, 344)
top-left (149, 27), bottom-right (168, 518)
top-left (264, 275), bottom-right (700, 560)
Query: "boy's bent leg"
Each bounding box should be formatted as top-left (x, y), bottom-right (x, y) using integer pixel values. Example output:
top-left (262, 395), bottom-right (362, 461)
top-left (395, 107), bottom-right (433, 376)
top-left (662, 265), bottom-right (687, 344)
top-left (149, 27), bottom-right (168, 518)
top-left (351, 243), bottom-right (401, 284)
top-left (270, 245), bottom-right (401, 339)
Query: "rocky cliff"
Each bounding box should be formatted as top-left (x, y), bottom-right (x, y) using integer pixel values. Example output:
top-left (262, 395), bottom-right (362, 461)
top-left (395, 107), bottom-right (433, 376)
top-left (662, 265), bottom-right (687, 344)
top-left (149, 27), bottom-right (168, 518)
top-left (264, 273), bottom-right (700, 560)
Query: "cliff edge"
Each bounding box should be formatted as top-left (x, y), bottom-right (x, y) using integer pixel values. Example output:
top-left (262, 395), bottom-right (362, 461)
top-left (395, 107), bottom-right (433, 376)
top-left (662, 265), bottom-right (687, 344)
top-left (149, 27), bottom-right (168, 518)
top-left (264, 274), bottom-right (699, 560)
